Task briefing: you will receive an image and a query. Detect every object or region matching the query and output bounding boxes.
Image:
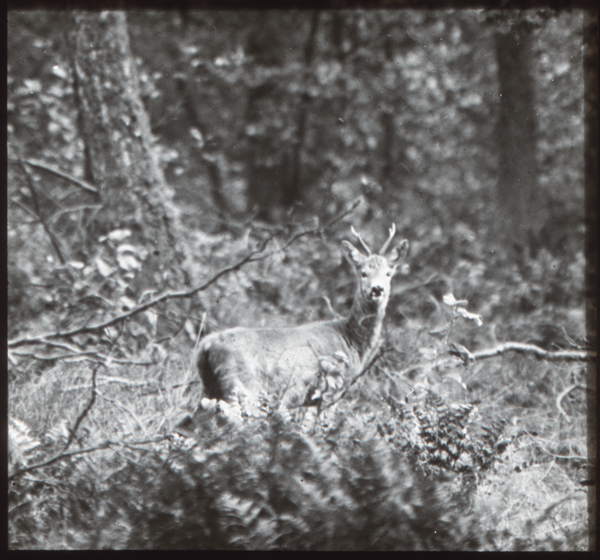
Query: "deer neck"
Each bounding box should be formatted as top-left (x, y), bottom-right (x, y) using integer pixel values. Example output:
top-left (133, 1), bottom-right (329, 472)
top-left (344, 291), bottom-right (387, 359)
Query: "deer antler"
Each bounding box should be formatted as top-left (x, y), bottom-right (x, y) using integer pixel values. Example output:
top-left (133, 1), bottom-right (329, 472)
top-left (379, 223), bottom-right (397, 255)
top-left (350, 226), bottom-right (372, 255)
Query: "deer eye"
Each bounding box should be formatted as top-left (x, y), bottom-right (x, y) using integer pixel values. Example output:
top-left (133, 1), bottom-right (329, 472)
top-left (386, 271), bottom-right (392, 277)
top-left (361, 271), bottom-right (368, 278)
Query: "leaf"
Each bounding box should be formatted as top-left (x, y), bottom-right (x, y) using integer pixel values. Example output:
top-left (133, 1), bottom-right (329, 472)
top-left (443, 293), bottom-right (468, 307)
top-left (444, 371), bottom-right (468, 389)
top-left (119, 296), bottom-right (137, 310)
top-left (117, 253), bottom-right (141, 272)
top-left (418, 346), bottom-right (438, 360)
top-left (99, 228), bottom-right (131, 243)
top-left (427, 329), bottom-right (448, 341)
top-left (51, 65), bottom-right (68, 80)
top-left (95, 257), bottom-right (115, 277)
top-left (23, 79), bottom-right (42, 93)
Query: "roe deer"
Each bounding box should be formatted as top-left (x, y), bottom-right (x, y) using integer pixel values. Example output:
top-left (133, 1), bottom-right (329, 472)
top-left (197, 225), bottom-right (409, 409)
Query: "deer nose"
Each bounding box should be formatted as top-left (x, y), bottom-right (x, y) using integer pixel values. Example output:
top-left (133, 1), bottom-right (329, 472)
top-left (370, 286), bottom-right (384, 298)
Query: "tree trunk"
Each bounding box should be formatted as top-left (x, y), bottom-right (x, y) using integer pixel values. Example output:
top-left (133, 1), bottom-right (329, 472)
top-left (493, 20), bottom-right (542, 260)
top-left (284, 10), bottom-right (320, 209)
top-left (244, 14), bottom-right (289, 221)
top-left (65, 11), bottom-right (194, 284)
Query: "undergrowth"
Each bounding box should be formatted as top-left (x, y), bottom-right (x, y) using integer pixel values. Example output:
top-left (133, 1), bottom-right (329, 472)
top-left (9, 346), bottom-right (590, 550)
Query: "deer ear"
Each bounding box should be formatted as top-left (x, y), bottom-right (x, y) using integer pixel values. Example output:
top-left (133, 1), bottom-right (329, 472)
top-left (341, 240), bottom-right (366, 267)
top-left (387, 239), bottom-right (409, 266)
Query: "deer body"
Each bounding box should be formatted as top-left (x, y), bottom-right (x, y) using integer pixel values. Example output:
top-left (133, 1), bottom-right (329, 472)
top-left (197, 226), bottom-right (409, 408)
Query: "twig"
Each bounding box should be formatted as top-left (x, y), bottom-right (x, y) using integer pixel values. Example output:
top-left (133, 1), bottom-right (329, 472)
top-left (471, 342), bottom-right (594, 363)
top-left (10, 197), bottom-right (39, 219)
top-left (560, 326), bottom-right (587, 350)
top-left (8, 157), bottom-right (100, 195)
top-left (9, 441), bottom-right (113, 481)
top-left (14, 150), bottom-right (66, 264)
top-left (555, 383), bottom-right (587, 423)
top-left (271, 197), bottom-right (362, 256)
top-left (10, 349), bottom-right (154, 367)
top-left (524, 430), bottom-right (590, 461)
top-left (97, 393), bottom-right (149, 438)
top-left (63, 365), bottom-right (99, 452)
top-left (8, 434), bottom-right (177, 482)
top-left (322, 296), bottom-right (343, 319)
top-left (9, 198), bottom-right (362, 350)
top-left (395, 272), bottom-right (447, 295)
top-left (49, 203), bottom-right (104, 222)
top-left (321, 345), bottom-right (385, 410)
top-left (533, 494), bottom-right (585, 526)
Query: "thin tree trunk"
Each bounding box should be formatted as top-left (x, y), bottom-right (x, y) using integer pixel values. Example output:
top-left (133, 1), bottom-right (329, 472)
top-left (493, 20), bottom-right (542, 260)
top-left (284, 10), bottom-right (320, 208)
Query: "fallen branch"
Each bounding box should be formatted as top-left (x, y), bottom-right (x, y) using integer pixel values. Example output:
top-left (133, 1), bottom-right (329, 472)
top-left (533, 494), bottom-right (586, 526)
top-left (471, 342), bottom-right (595, 363)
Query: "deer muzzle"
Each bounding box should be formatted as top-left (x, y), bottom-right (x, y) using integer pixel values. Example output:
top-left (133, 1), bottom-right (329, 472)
top-left (369, 285), bottom-right (384, 299)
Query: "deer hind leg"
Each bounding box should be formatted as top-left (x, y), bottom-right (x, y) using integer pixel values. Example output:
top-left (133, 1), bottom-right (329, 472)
top-left (197, 346), bottom-right (227, 401)
top-left (198, 341), bottom-right (257, 404)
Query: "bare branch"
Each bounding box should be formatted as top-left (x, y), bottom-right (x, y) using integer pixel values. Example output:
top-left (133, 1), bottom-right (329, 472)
top-left (8, 233), bottom-right (275, 349)
top-left (533, 494), bottom-right (586, 526)
top-left (14, 149), bottom-right (66, 264)
top-left (97, 393), bottom-right (149, 438)
top-left (524, 430), bottom-right (590, 461)
top-left (10, 349), bottom-right (154, 367)
top-left (63, 365), bottom-right (99, 452)
top-left (9, 198), bottom-right (362, 350)
top-left (8, 157), bottom-right (100, 195)
top-left (321, 345), bottom-right (385, 410)
top-left (322, 296), bottom-right (343, 320)
top-left (471, 342), bottom-right (594, 363)
top-left (273, 197), bottom-right (362, 256)
top-left (555, 383), bottom-right (587, 423)
top-left (9, 441), bottom-right (113, 481)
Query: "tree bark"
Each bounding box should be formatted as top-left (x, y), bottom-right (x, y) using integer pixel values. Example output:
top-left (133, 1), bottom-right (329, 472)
top-left (284, 10), bottom-right (320, 209)
top-left (65, 11), bottom-right (194, 283)
top-left (493, 20), bottom-right (542, 259)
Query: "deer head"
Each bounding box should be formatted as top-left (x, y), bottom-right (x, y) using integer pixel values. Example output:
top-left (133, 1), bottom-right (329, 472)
top-left (342, 224), bottom-right (409, 311)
